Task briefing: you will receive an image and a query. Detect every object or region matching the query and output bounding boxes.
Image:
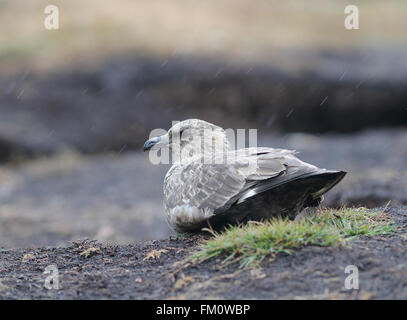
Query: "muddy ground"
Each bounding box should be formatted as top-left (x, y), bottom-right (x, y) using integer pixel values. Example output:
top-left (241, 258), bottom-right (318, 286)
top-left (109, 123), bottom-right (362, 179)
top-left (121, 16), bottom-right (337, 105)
top-left (1, 55), bottom-right (406, 162)
top-left (0, 129), bottom-right (406, 248)
top-left (1, 204), bottom-right (406, 300)
top-left (0, 55), bottom-right (406, 248)
top-left (0, 55), bottom-right (406, 299)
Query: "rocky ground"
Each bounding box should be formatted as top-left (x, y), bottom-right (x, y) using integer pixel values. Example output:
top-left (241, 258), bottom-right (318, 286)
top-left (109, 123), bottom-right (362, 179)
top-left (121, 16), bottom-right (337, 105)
top-left (1, 204), bottom-right (406, 299)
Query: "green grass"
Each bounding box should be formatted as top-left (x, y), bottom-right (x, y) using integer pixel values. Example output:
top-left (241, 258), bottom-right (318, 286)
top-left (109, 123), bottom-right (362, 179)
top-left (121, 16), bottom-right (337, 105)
top-left (190, 207), bottom-right (396, 268)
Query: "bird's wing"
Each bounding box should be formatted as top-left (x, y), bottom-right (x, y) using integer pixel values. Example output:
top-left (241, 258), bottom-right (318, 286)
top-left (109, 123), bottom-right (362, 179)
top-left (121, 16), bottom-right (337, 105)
top-left (164, 159), bottom-right (248, 230)
top-left (232, 147), bottom-right (299, 180)
top-left (164, 148), bottom-right (311, 230)
top-left (164, 159), bottom-right (246, 213)
top-left (227, 147), bottom-right (324, 208)
top-left (164, 148), bottom-right (294, 211)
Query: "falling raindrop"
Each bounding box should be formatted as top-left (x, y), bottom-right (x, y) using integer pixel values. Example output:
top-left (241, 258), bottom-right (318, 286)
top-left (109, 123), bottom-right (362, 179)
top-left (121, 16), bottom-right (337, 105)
top-left (17, 89), bottom-right (25, 99)
top-left (136, 90), bottom-right (143, 98)
top-left (266, 116), bottom-right (276, 128)
top-left (119, 145), bottom-right (127, 153)
top-left (20, 70), bottom-right (30, 81)
top-left (286, 108), bottom-right (294, 118)
top-left (320, 96), bottom-right (328, 106)
top-left (214, 68), bottom-right (223, 78)
top-left (207, 87), bottom-right (215, 95)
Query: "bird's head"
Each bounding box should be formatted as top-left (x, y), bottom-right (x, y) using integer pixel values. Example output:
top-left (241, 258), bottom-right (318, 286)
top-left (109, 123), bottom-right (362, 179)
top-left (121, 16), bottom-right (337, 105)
top-left (143, 119), bottom-right (229, 163)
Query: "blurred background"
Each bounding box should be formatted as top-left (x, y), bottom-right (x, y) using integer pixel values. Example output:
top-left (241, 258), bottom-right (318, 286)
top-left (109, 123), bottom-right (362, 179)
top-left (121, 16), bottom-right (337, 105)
top-left (0, 0), bottom-right (406, 248)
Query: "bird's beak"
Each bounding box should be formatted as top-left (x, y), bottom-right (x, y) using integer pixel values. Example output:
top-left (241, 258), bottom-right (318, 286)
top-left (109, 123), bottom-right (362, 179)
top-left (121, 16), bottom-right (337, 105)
top-left (143, 134), bottom-right (168, 151)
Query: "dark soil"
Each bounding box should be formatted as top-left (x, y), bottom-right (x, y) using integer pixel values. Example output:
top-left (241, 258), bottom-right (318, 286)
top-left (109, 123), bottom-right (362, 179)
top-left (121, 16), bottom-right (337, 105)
top-left (1, 54), bottom-right (406, 161)
top-left (1, 204), bottom-right (406, 300)
top-left (1, 53), bottom-right (406, 300)
top-left (1, 129), bottom-right (406, 248)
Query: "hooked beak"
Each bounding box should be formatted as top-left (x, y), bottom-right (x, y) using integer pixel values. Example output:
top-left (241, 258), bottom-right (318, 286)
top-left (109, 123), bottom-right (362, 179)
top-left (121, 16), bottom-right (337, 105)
top-left (143, 134), bottom-right (168, 151)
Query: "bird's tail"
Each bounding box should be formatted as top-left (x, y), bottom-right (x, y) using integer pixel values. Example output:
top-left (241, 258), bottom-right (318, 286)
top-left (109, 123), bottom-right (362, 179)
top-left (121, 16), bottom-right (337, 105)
top-left (302, 169), bottom-right (347, 201)
top-left (237, 169), bottom-right (346, 206)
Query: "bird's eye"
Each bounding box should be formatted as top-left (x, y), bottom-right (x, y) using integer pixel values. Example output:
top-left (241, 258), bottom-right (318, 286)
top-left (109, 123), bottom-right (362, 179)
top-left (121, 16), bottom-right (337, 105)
top-left (180, 129), bottom-right (185, 137)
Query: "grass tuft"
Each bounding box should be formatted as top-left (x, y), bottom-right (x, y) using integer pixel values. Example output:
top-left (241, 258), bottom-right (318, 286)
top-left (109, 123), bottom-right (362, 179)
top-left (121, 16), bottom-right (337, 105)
top-left (190, 207), bottom-right (396, 268)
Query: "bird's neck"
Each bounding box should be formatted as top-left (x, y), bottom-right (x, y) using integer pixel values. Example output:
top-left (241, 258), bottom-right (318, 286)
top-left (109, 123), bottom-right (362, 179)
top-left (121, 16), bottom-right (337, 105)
top-left (172, 133), bottom-right (229, 165)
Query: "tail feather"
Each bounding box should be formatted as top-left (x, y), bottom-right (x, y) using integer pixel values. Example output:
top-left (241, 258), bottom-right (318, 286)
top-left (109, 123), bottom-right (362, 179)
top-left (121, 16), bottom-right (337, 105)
top-left (237, 169), bottom-right (346, 205)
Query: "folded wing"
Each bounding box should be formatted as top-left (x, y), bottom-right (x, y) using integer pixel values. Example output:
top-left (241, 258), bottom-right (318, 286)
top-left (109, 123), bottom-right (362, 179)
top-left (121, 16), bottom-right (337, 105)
top-left (164, 147), bottom-right (323, 231)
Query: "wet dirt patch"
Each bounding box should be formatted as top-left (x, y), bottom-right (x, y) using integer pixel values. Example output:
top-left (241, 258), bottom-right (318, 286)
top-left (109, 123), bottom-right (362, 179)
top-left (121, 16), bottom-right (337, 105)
top-left (1, 56), bottom-right (406, 161)
top-left (1, 204), bottom-right (406, 299)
